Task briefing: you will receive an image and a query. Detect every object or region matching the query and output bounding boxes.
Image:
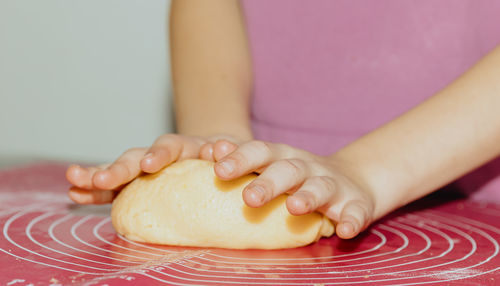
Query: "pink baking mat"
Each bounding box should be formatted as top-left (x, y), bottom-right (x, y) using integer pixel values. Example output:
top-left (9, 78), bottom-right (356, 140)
top-left (0, 163), bottom-right (499, 285)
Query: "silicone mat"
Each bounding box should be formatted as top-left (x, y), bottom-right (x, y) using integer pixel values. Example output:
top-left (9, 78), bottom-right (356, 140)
top-left (0, 163), bottom-right (499, 285)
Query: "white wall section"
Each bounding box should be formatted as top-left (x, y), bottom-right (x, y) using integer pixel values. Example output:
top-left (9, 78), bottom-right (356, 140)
top-left (0, 0), bottom-right (173, 163)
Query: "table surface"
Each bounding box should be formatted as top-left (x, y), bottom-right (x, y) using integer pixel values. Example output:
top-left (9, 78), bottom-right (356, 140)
top-left (0, 162), bottom-right (499, 286)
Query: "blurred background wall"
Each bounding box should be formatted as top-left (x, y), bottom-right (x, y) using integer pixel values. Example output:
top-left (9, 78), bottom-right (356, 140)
top-left (0, 0), bottom-right (173, 165)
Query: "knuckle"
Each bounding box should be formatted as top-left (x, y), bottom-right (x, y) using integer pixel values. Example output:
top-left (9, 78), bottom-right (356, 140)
top-left (114, 160), bottom-right (130, 170)
top-left (312, 176), bottom-right (336, 193)
top-left (253, 178), bottom-right (275, 196)
top-left (249, 140), bottom-right (273, 157)
top-left (156, 134), bottom-right (170, 142)
top-left (309, 161), bottom-right (329, 175)
top-left (359, 201), bottom-right (374, 224)
top-left (112, 162), bottom-right (131, 177)
top-left (297, 189), bottom-right (318, 209)
top-left (199, 143), bottom-right (212, 152)
top-left (279, 159), bottom-right (303, 177)
top-left (348, 200), bottom-right (371, 226)
top-left (157, 133), bottom-right (178, 143)
top-left (274, 142), bottom-right (294, 157)
top-left (227, 150), bottom-right (248, 166)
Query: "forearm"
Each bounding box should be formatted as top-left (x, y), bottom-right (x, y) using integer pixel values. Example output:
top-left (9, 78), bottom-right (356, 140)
top-left (170, 0), bottom-right (253, 141)
top-left (333, 45), bottom-right (500, 219)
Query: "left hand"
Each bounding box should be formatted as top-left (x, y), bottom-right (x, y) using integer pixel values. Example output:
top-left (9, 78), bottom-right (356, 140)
top-left (200, 139), bottom-right (377, 239)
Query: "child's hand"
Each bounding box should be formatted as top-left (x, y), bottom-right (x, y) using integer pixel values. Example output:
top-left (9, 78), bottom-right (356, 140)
top-left (66, 134), bottom-right (236, 205)
top-left (210, 139), bottom-right (376, 239)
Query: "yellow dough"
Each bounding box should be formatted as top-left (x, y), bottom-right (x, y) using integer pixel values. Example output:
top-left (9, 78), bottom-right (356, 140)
top-left (111, 159), bottom-right (334, 249)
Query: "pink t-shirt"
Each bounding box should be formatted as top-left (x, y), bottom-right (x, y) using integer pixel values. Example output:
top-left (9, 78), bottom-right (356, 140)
top-left (242, 0), bottom-right (500, 201)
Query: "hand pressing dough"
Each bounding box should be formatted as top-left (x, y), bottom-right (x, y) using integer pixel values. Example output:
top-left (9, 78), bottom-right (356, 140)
top-left (111, 159), bottom-right (334, 249)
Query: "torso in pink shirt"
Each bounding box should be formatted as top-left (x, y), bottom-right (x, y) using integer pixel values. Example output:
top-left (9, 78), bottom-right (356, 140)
top-left (241, 0), bottom-right (500, 201)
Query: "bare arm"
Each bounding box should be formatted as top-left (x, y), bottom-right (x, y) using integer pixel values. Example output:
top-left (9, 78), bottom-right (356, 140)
top-left (170, 0), bottom-right (253, 141)
top-left (66, 1), bottom-right (253, 204)
top-left (202, 45), bottom-right (500, 239)
top-left (334, 45), bottom-right (500, 219)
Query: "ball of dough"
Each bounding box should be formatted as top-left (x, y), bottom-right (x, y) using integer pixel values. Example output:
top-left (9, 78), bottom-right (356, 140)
top-left (111, 159), bottom-right (334, 249)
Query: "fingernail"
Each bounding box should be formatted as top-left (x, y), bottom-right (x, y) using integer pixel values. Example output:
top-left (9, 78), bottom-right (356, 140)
top-left (68, 164), bottom-right (83, 176)
top-left (142, 153), bottom-right (154, 164)
top-left (342, 221), bottom-right (356, 236)
top-left (251, 185), bottom-right (266, 203)
top-left (294, 192), bottom-right (311, 209)
top-left (218, 160), bottom-right (235, 176)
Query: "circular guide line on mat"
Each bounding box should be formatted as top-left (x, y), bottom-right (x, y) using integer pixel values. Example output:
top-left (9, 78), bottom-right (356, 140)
top-left (1, 199), bottom-right (499, 285)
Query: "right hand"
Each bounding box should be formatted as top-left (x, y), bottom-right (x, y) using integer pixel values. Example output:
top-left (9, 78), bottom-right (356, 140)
top-left (66, 134), bottom-right (239, 204)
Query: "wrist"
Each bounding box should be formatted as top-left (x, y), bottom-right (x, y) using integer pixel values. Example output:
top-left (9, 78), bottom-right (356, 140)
top-left (328, 149), bottom-right (406, 221)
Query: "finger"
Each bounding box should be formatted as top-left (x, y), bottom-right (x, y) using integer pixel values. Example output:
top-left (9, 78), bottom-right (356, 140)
top-left (68, 187), bottom-right (116, 204)
top-left (66, 165), bottom-right (107, 189)
top-left (178, 137), bottom-right (207, 160)
top-left (199, 143), bottom-right (215, 161)
top-left (140, 134), bottom-right (201, 173)
top-left (213, 139), bottom-right (238, 161)
top-left (286, 176), bottom-right (337, 216)
top-left (243, 159), bottom-right (307, 208)
top-left (336, 201), bottom-right (371, 239)
top-left (214, 140), bottom-right (278, 180)
top-left (93, 147), bottom-right (146, 190)
top-left (140, 134), bottom-right (182, 173)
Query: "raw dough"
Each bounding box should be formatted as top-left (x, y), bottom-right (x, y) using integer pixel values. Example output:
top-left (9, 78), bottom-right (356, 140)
top-left (111, 159), bottom-right (334, 249)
